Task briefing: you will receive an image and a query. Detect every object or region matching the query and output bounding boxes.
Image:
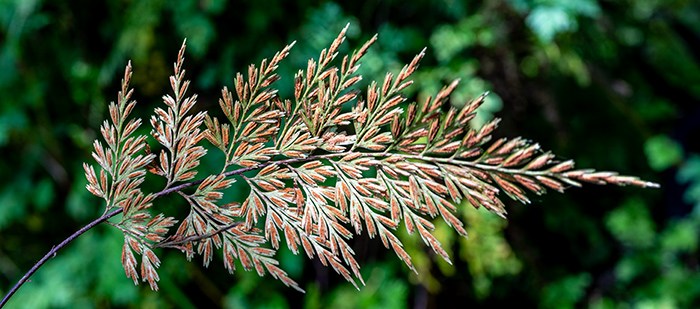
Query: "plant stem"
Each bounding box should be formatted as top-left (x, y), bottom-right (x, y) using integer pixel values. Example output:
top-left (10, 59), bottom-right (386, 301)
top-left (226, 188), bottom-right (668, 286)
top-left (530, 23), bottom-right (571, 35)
top-left (154, 222), bottom-right (243, 249)
top-left (0, 208), bottom-right (123, 307)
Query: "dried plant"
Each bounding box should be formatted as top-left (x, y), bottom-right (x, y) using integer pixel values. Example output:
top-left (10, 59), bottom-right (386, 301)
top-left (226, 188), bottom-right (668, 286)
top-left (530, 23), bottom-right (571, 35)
top-left (1, 24), bottom-right (658, 303)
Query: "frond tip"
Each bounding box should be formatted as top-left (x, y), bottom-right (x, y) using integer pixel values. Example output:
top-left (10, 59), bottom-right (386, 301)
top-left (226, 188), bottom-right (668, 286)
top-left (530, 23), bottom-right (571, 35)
top-left (87, 26), bottom-right (658, 293)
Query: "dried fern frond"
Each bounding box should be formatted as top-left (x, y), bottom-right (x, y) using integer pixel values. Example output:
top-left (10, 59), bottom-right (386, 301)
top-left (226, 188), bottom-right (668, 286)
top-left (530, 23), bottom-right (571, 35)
top-left (83, 61), bottom-right (176, 290)
top-left (84, 24), bottom-right (658, 292)
top-left (150, 39), bottom-right (208, 187)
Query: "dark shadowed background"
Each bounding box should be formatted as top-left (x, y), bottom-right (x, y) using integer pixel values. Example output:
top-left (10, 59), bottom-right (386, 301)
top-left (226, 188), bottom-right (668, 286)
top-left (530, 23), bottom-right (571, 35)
top-left (0, 0), bottom-right (697, 307)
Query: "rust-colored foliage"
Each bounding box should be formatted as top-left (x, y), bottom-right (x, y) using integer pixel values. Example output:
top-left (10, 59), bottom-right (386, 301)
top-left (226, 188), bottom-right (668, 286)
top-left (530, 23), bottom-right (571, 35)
top-left (84, 25), bottom-right (658, 292)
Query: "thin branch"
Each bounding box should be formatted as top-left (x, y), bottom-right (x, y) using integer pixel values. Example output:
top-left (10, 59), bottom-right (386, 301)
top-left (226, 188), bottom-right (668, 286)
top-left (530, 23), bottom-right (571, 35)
top-left (154, 221), bottom-right (244, 249)
top-left (0, 208), bottom-right (122, 307)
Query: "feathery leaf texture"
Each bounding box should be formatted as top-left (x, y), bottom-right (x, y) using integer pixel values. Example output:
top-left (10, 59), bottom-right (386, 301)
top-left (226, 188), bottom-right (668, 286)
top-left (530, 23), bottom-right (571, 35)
top-left (85, 24), bottom-right (658, 292)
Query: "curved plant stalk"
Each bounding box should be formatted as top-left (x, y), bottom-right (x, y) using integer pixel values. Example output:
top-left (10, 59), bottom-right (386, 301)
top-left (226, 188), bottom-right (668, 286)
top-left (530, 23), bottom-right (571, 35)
top-left (1, 24), bottom-right (659, 306)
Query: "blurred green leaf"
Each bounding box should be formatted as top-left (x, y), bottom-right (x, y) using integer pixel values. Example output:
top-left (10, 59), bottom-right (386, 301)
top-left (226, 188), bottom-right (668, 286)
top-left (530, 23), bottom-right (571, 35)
top-left (540, 273), bottom-right (592, 309)
top-left (527, 6), bottom-right (574, 43)
top-left (645, 135), bottom-right (683, 171)
top-left (660, 219), bottom-right (698, 253)
top-left (605, 197), bottom-right (656, 248)
top-left (678, 155), bottom-right (700, 205)
top-left (0, 109), bottom-right (27, 146)
top-left (306, 266), bottom-right (408, 309)
top-left (460, 208), bottom-right (522, 298)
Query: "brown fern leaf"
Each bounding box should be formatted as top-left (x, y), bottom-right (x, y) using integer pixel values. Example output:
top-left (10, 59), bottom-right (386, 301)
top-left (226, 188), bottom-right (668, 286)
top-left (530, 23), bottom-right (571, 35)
top-left (84, 61), bottom-right (176, 290)
top-left (204, 41), bottom-right (294, 171)
top-left (223, 226), bottom-right (303, 292)
top-left (84, 61), bottom-right (154, 212)
top-left (86, 24), bottom-right (658, 294)
top-left (210, 25), bottom-right (656, 284)
top-left (150, 40), bottom-right (207, 187)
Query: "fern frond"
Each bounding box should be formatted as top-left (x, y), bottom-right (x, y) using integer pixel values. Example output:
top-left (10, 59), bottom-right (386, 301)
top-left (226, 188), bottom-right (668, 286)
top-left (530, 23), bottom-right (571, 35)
top-left (86, 24), bottom-right (658, 292)
top-left (83, 61), bottom-right (173, 289)
top-left (150, 39), bottom-right (207, 187)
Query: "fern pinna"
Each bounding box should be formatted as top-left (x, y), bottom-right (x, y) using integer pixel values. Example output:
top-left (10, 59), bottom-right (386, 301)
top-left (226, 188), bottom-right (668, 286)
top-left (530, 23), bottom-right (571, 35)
top-left (83, 24), bottom-right (658, 292)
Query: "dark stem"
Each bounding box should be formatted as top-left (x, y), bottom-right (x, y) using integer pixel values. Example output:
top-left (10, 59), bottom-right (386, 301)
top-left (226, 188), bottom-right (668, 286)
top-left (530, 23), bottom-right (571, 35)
top-left (0, 207), bottom-right (123, 307)
top-left (154, 222), bottom-right (244, 249)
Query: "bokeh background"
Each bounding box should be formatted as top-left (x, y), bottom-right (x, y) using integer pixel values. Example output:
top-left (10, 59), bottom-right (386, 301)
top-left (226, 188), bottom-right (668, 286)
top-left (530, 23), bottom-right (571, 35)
top-left (0, 0), bottom-right (697, 307)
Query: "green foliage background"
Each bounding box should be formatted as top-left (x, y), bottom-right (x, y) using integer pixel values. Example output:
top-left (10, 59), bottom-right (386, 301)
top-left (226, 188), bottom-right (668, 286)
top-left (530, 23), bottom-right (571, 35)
top-left (0, 0), bottom-right (695, 307)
